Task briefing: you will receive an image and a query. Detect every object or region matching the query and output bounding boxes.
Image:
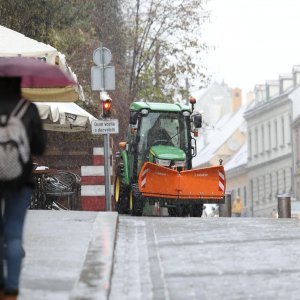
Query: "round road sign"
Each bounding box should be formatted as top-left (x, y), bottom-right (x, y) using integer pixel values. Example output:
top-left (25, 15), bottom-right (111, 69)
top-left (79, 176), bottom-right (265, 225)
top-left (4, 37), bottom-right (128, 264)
top-left (93, 47), bottom-right (112, 66)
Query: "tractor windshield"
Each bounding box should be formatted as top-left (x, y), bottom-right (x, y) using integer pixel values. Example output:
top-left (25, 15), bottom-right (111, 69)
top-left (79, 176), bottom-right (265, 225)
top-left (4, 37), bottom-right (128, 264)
top-left (138, 111), bottom-right (188, 153)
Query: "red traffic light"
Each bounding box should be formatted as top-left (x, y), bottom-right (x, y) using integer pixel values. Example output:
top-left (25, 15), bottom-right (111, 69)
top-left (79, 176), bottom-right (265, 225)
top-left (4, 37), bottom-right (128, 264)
top-left (102, 100), bottom-right (111, 111)
top-left (102, 99), bottom-right (112, 118)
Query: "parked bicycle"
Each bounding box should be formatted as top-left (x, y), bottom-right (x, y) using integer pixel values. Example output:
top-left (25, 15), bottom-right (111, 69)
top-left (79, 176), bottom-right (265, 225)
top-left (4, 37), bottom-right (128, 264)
top-left (29, 167), bottom-right (81, 210)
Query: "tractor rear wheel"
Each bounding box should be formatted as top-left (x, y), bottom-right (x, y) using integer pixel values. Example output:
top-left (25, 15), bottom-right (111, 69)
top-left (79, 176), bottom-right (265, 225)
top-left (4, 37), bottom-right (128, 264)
top-left (190, 203), bottom-right (204, 217)
top-left (114, 175), bottom-right (129, 214)
top-left (129, 184), bottom-right (143, 216)
top-left (168, 207), bottom-right (176, 217)
top-left (175, 204), bottom-right (189, 217)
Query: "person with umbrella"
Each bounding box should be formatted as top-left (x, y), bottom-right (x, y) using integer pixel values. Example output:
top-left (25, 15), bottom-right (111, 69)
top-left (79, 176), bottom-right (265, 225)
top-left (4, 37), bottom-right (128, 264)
top-left (0, 57), bottom-right (74, 300)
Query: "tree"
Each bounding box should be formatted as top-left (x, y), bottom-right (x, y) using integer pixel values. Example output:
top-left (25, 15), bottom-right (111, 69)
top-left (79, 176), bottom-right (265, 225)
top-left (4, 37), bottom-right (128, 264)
top-left (122, 0), bottom-right (210, 102)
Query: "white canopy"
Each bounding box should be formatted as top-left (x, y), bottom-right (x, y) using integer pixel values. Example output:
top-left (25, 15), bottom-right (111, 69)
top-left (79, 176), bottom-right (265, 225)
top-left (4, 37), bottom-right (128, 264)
top-left (0, 25), bottom-right (57, 63)
top-left (34, 102), bottom-right (97, 132)
top-left (0, 25), bottom-right (84, 102)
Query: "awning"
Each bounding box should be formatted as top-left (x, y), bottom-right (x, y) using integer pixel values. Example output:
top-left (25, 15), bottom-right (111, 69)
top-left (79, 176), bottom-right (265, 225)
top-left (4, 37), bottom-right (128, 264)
top-left (0, 25), bottom-right (84, 102)
top-left (34, 102), bottom-right (97, 132)
top-left (23, 86), bottom-right (82, 102)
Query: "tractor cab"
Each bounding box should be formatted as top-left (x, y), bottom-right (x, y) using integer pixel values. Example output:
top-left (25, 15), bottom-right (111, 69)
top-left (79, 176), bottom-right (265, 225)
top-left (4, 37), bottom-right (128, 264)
top-left (129, 104), bottom-right (195, 177)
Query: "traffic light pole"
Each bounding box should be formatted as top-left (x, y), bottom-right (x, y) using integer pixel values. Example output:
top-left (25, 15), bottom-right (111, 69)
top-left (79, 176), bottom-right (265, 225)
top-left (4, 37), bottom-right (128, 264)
top-left (91, 44), bottom-right (115, 212)
top-left (104, 133), bottom-right (112, 211)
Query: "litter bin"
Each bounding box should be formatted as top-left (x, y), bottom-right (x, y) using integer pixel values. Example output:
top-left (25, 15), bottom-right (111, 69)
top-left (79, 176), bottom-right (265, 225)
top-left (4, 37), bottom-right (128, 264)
top-left (277, 194), bottom-right (291, 218)
top-left (219, 192), bottom-right (231, 217)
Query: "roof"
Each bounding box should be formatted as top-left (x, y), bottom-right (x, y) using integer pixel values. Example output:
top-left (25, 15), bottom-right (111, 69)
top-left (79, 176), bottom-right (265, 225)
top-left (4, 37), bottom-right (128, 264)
top-left (193, 105), bottom-right (247, 167)
top-left (224, 143), bottom-right (247, 171)
top-left (130, 101), bottom-right (191, 112)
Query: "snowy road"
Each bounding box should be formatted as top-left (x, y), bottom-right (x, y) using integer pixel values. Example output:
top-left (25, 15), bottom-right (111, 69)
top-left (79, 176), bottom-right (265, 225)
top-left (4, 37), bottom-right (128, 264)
top-left (110, 216), bottom-right (300, 300)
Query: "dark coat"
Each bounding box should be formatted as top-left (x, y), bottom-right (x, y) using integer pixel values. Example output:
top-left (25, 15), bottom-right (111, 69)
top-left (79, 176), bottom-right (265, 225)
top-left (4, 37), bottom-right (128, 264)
top-left (0, 97), bottom-right (46, 189)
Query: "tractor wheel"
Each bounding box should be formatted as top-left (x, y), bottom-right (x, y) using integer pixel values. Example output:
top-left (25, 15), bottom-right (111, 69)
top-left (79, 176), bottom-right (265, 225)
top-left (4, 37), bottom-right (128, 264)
top-left (168, 207), bottom-right (176, 217)
top-left (129, 184), bottom-right (143, 216)
top-left (190, 203), bottom-right (204, 217)
top-left (114, 175), bottom-right (129, 214)
top-left (175, 204), bottom-right (189, 217)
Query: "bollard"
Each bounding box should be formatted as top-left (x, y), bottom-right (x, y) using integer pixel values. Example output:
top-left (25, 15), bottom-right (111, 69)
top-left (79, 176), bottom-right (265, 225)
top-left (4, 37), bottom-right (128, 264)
top-left (277, 194), bottom-right (291, 218)
top-left (219, 193), bottom-right (232, 217)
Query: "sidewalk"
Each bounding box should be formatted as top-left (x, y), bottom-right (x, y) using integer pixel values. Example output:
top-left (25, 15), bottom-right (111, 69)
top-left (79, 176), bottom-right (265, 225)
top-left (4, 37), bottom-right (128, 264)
top-left (19, 210), bottom-right (118, 300)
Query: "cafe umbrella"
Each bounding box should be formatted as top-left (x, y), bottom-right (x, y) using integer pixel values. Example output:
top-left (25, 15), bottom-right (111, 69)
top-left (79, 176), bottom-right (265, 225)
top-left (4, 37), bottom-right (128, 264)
top-left (0, 56), bottom-right (76, 88)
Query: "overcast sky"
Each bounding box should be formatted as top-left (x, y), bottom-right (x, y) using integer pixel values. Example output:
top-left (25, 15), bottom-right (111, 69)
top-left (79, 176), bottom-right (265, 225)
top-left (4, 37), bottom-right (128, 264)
top-left (200, 0), bottom-right (300, 95)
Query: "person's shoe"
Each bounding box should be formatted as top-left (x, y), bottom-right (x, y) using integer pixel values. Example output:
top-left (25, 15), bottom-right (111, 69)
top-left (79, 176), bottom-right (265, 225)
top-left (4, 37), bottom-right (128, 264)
top-left (3, 289), bottom-right (18, 300)
top-left (4, 295), bottom-right (17, 300)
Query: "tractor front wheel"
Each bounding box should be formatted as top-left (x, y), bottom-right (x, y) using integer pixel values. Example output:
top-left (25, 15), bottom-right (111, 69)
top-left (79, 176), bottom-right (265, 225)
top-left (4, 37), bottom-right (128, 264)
top-left (114, 175), bottom-right (129, 214)
top-left (129, 184), bottom-right (143, 216)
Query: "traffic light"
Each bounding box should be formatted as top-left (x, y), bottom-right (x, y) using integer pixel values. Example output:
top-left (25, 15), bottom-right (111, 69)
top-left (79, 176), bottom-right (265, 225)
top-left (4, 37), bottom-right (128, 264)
top-left (102, 99), bottom-right (112, 118)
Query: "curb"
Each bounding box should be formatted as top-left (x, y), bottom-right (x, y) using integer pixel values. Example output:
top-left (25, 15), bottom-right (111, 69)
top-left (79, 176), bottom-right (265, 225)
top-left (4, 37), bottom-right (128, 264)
top-left (70, 212), bottom-right (118, 300)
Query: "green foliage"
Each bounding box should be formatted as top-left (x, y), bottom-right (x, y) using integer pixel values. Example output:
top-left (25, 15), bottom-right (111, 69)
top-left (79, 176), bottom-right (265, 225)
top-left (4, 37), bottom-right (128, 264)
top-left (122, 0), bottom-right (210, 103)
top-left (0, 0), bottom-right (210, 140)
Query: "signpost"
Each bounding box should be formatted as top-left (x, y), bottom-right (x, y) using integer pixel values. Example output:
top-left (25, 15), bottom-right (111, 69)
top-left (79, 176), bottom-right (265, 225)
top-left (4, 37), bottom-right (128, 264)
top-left (91, 45), bottom-right (117, 211)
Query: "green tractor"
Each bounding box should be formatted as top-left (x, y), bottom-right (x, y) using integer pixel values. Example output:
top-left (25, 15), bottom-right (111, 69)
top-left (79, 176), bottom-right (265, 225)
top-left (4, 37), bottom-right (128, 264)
top-left (114, 99), bottom-right (226, 217)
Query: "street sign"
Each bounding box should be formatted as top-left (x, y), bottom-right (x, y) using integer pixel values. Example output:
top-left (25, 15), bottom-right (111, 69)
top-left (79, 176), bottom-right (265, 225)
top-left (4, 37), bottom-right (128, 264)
top-left (93, 47), bottom-right (112, 66)
top-left (91, 66), bottom-right (115, 91)
top-left (91, 119), bottom-right (119, 135)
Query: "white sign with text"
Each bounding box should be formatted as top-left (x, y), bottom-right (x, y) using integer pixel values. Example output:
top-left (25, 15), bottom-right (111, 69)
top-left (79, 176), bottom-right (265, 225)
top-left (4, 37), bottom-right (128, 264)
top-left (91, 119), bottom-right (119, 135)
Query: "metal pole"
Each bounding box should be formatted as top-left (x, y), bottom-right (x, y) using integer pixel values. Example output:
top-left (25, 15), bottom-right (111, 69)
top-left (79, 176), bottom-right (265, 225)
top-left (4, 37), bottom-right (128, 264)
top-left (100, 43), bottom-right (105, 91)
top-left (277, 194), bottom-right (291, 218)
top-left (219, 192), bottom-right (232, 217)
top-left (104, 134), bottom-right (111, 211)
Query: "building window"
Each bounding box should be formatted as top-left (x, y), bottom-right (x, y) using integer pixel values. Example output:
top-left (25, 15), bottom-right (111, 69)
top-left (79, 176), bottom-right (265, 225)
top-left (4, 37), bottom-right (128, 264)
top-left (261, 124), bottom-right (265, 153)
top-left (276, 171), bottom-right (279, 195)
top-left (243, 186), bottom-right (247, 207)
top-left (250, 180), bottom-right (254, 215)
top-left (255, 127), bottom-right (259, 156)
top-left (263, 175), bottom-right (266, 200)
top-left (274, 120), bottom-right (278, 149)
top-left (269, 173), bottom-right (272, 200)
top-left (290, 167), bottom-right (293, 193)
top-left (288, 113), bottom-right (292, 145)
top-left (281, 117), bottom-right (285, 146)
top-left (257, 177), bottom-right (260, 203)
top-left (248, 130), bottom-right (252, 158)
top-left (268, 122), bottom-right (271, 152)
top-left (297, 129), bottom-right (300, 161)
top-left (283, 168), bottom-right (286, 193)
top-left (270, 173), bottom-right (274, 200)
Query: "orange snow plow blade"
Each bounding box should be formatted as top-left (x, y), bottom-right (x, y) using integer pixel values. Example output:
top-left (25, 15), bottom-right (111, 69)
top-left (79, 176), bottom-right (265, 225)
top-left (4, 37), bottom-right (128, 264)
top-left (138, 162), bottom-right (226, 200)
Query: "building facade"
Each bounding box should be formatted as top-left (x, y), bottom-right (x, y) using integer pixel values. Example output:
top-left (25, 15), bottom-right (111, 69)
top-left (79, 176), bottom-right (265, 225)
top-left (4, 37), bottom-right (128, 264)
top-left (244, 76), bottom-right (295, 217)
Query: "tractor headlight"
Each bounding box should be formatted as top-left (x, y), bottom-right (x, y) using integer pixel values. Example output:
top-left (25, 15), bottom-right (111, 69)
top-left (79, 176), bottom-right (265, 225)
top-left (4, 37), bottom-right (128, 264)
top-left (174, 160), bottom-right (186, 167)
top-left (155, 158), bottom-right (171, 167)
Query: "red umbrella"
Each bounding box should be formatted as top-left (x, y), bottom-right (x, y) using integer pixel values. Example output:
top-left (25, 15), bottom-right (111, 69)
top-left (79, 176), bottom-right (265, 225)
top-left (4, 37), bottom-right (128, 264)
top-left (0, 57), bottom-right (76, 88)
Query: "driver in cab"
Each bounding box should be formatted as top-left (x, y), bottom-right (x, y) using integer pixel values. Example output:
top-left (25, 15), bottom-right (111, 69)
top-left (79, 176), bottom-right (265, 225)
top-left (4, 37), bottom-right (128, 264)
top-left (147, 118), bottom-right (172, 147)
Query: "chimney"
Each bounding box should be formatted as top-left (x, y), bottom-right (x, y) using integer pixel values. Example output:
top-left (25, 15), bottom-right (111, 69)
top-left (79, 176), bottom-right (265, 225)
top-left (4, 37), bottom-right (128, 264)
top-left (254, 84), bottom-right (266, 103)
top-left (292, 65), bottom-right (300, 87)
top-left (246, 91), bottom-right (254, 105)
top-left (231, 88), bottom-right (242, 112)
top-left (279, 73), bottom-right (293, 94)
top-left (265, 80), bottom-right (279, 100)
